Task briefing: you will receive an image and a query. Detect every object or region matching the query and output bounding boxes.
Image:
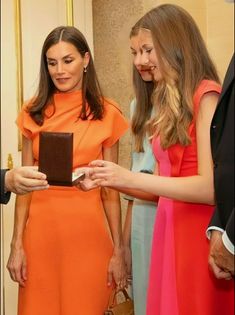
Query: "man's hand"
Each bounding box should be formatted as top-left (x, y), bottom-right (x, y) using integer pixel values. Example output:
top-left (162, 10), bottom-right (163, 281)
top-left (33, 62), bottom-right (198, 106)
top-left (209, 230), bottom-right (234, 280)
top-left (5, 166), bottom-right (48, 195)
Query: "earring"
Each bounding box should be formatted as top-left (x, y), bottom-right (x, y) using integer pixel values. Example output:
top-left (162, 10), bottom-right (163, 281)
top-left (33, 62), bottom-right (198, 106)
top-left (84, 67), bottom-right (87, 73)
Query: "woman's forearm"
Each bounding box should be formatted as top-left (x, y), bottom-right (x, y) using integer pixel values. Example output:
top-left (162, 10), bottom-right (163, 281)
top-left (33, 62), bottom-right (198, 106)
top-left (118, 187), bottom-right (157, 202)
top-left (101, 187), bottom-right (123, 249)
top-left (127, 172), bottom-right (214, 204)
top-left (123, 201), bottom-right (133, 247)
top-left (11, 194), bottom-right (32, 248)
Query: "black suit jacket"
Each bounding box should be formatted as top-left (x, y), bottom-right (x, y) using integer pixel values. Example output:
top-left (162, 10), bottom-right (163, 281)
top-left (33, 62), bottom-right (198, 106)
top-left (0, 169), bottom-right (11, 204)
top-left (209, 54), bottom-right (234, 247)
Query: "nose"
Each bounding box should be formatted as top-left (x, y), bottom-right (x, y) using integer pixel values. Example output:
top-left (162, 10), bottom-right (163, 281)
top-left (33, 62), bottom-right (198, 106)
top-left (56, 61), bottom-right (65, 74)
top-left (134, 53), bottom-right (149, 67)
top-left (140, 53), bottom-right (149, 65)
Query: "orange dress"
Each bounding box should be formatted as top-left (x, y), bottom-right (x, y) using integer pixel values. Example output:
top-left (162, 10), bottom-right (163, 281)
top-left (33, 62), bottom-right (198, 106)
top-left (16, 90), bottom-right (129, 315)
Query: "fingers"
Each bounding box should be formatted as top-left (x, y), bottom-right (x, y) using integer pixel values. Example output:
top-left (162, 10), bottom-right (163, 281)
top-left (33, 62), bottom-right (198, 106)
top-left (29, 185), bottom-right (49, 191)
top-left (14, 181), bottom-right (49, 195)
top-left (115, 276), bottom-right (128, 290)
top-left (19, 167), bottom-right (47, 180)
top-left (7, 261), bottom-right (27, 287)
top-left (111, 266), bottom-right (128, 289)
top-left (88, 168), bottom-right (109, 182)
top-left (208, 256), bottom-right (232, 280)
top-left (11, 167), bottom-right (49, 194)
top-left (22, 259), bottom-right (27, 282)
top-left (74, 167), bottom-right (91, 177)
top-left (75, 163), bottom-right (109, 179)
top-left (21, 178), bottom-right (48, 189)
top-left (127, 274), bottom-right (132, 286)
top-left (78, 178), bottom-right (103, 191)
top-left (89, 160), bottom-right (106, 167)
top-left (107, 263), bottom-right (128, 289)
top-left (111, 273), bottom-right (127, 290)
top-left (107, 270), bottom-right (113, 287)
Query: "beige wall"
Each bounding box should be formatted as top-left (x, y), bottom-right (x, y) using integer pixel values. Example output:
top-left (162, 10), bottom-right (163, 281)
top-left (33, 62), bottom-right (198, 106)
top-left (158, 0), bottom-right (234, 79)
top-left (93, 0), bottom-right (145, 173)
top-left (206, 0), bottom-right (234, 79)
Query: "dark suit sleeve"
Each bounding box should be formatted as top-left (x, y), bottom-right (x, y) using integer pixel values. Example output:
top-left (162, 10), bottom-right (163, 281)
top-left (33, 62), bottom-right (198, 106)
top-left (225, 209), bottom-right (234, 247)
top-left (0, 169), bottom-right (11, 204)
top-left (208, 206), bottom-right (223, 229)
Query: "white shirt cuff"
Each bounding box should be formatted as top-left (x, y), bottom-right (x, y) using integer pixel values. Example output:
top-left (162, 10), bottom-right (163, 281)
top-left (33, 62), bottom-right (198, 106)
top-left (222, 232), bottom-right (235, 255)
top-left (206, 226), bottom-right (224, 239)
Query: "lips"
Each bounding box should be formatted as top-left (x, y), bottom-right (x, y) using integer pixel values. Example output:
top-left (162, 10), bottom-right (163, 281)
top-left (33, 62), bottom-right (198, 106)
top-left (138, 68), bottom-right (151, 72)
top-left (56, 78), bottom-right (70, 83)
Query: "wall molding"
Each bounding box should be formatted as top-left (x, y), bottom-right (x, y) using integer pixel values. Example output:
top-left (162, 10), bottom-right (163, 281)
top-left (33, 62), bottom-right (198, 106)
top-left (66, 0), bottom-right (74, 26)
top-left (14, 0), bottom-right (23, 151)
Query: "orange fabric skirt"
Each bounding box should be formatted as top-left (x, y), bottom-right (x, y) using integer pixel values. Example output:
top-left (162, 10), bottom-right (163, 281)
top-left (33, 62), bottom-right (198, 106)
top-left (18, 186), bottom-right (113, 315)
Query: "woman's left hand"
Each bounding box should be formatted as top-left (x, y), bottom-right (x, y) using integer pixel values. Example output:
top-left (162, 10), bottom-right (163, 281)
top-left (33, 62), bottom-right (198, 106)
top-left (108, 247), bottom-right (127, 289)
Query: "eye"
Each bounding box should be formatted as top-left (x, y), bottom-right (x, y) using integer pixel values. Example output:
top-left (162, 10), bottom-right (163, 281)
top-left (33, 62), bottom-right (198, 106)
top-left (47, 61), bottom-right (57, 67)
top-left (131, 51), bottom-right (137, 56)
top-left (145, 48), bottom-right (153, 54)
top-left (64, 59), bottom-right (73, 64)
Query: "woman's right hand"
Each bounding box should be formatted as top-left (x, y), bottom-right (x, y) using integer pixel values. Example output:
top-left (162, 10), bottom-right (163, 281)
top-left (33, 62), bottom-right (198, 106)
top-left (89, 160), bottom-right (133, 189)
top-left (74, 167), bottom-right (102, 191)
top-left (7, 244), bottom-right (27, 287)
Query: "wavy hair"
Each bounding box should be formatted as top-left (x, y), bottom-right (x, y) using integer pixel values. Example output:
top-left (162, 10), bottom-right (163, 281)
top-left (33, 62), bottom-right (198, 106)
top-left (28, 26), bottom-right (104, 125)
top-left (136, 4), bottom-right (220, 149)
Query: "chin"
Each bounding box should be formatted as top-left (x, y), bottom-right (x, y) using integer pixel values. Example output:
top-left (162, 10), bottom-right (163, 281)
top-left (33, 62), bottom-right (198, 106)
top-left (55, 85), bottom-right (71, 92)
top-left (141, 74), bottom-right (153, 82)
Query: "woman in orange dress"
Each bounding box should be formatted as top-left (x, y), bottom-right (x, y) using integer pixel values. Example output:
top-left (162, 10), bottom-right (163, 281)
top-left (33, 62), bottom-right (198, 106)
top-left (7, 26), bottom-right (128, 315)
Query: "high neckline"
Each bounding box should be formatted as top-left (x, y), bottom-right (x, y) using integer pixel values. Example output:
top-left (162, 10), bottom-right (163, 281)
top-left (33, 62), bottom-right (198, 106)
top-left (44, 90), bottom-right (83, 117)
top-left (54, 89), bottom-right (82, 97)
top-left (53, 89), bottom-right (83, 107)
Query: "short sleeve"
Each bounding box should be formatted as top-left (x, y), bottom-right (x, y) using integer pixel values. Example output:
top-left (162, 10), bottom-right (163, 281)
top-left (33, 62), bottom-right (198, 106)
top-left (16, 102), bottom-right (35, 139)
top-left (102, 100), bottom-right (129, 148)
top-left (193, 80), bottom-right (222, 117)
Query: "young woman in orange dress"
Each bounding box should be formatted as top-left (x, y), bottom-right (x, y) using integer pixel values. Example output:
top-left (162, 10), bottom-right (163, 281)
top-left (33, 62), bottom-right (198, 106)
top-left (7, 26), bottom-right (128, 315)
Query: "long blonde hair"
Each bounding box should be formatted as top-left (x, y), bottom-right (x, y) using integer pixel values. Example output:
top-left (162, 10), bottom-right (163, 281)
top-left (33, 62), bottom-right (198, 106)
top-left (137, 4), bottom-right (220, 149)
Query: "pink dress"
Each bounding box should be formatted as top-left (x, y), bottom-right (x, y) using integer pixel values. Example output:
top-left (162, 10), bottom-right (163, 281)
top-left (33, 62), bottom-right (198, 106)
top-left (146, 80), bottom-right (234, 315)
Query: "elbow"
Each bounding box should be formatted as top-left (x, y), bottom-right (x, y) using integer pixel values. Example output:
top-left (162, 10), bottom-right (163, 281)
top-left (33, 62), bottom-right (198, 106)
top-left (202, 188), bottom-right (215, 205)
top-left (197, 177), bottom-right (215, 205)
top-left (205, 197), bottom-right (215, 206)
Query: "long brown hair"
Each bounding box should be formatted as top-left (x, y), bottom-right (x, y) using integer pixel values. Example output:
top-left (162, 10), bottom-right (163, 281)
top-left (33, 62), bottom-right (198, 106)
top-left (137, 4), bottom-right (220, 149)
top-left (28, 26), bottom-right (104, 125)
top-left (130, 26), bottom-right (154, 152)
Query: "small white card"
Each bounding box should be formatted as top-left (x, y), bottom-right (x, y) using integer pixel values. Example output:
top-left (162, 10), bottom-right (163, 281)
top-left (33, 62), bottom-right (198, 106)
top-left (72, 172), bottom-right (85, 185)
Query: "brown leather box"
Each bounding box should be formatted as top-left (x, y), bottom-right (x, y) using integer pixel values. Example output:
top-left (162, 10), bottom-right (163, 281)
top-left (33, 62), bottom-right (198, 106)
top-left (38, 131), bottom-right (74, 186)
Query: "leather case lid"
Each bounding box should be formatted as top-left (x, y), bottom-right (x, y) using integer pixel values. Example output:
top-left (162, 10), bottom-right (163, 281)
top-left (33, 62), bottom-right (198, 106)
top-left (39, 131), bottom-right (73, 186)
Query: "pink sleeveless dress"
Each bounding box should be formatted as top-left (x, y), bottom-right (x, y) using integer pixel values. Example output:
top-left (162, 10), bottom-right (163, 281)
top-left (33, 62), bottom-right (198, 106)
top-left (146, 80), bottom-right (234, 315)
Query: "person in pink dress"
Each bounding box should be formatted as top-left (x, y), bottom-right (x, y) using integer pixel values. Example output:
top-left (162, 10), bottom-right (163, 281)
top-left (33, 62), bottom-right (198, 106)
top-left (83, 4), bottom-right (234, 315)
